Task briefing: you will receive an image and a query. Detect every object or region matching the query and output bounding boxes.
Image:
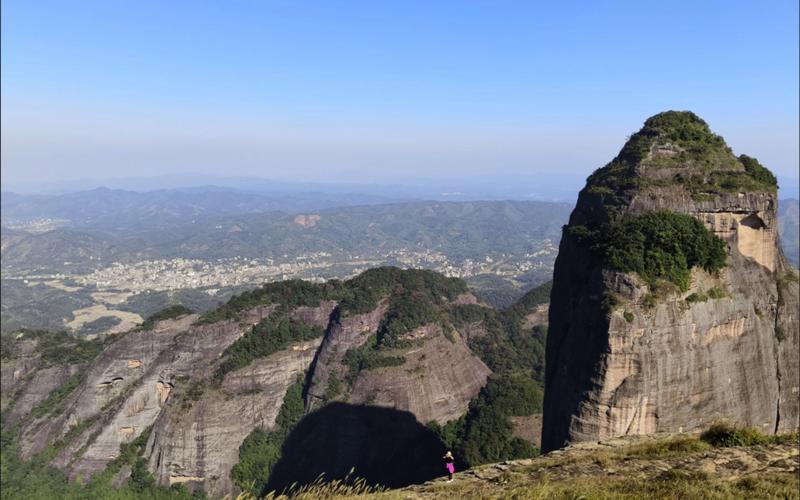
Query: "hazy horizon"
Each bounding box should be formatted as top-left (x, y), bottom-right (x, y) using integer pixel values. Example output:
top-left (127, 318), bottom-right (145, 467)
top-left (3, 170), bottom-right (800, 201)
top-left (2, 1), bottom-right (799, 190)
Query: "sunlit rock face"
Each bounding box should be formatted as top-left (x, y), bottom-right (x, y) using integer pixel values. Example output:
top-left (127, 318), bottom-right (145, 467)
top-left (542, 111), bottom-right (799, 452)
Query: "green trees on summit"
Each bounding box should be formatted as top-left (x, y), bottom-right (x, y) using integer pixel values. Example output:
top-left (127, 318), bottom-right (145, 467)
top-left (197, 267), bottom-right (468, 326)
top-left (584, 111), bottom-right (779, 196)
top-left (739, 154), bottom-right (777, 188)
top-left (137, 304), bottom-right (193, 331)
top-left (216, 313), bottom-right (324, 379)
top-left (197, 279), bottom-right (343, 324)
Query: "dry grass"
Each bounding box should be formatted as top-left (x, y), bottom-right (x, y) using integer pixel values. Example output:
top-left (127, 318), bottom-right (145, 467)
top-left (235, 472), bottom-right (798, 500)
top-left (226, 434), bottom-right (799, 500)
top-left (229, 471), bottom-right (389, 500)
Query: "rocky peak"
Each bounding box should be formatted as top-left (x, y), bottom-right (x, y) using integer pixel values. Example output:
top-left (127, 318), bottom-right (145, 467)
top-left (542, 111), bottom-right (799, 452)
top-left (572, 111), bottom-right (777, 227)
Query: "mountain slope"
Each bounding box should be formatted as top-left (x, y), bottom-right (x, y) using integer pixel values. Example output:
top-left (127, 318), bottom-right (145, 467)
top-left (0, 269), bottom-right (551, 498)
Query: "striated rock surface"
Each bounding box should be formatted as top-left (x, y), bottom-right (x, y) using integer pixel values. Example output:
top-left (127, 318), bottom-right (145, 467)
top-left (146, 339), bottom-right (320, 496)
top-left (18, 314), bottom-right (199, 461)
top-left (4, 364), bottom-right (82, 426)
top-left (542, 111), bottom-right (800, 452)
top-left (305, 303), bottom-right (490, 425)
top-left (0, 343), bottom-right (41, 411)
top-left (305, 303), bottom-right (390, 413)
top-left (348, 324), bottom-right (491, 424)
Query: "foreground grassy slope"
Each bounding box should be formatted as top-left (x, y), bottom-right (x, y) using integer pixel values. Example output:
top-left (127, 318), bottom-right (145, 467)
top-left (242, 427), bottom-right (799, 499)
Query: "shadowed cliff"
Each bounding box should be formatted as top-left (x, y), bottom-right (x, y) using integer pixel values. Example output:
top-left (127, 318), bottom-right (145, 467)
top-left (266, 403), bottom-right (447, 493)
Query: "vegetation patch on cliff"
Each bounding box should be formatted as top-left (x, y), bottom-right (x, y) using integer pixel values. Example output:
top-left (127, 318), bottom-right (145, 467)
top-left (197, 279), bottom-right (344, 324)
top-left (0, 329), bottom-right (107, 367)
top-left (231, 376), bottom-right (305, 497)
top-left (567, 210), bottom-right (727, 292)
top-left (430, 375), bottom-right (542, 468)
top-left (337, 269), bottom-right (471, 388)
top-left (429, 283), bottom-right (551, 468)
top-left (216, 312), bottom-right (324, 379)
top-left (197, 267), bottom-right (469, 326)
top-left (136, 304), bottom-right (192, 331)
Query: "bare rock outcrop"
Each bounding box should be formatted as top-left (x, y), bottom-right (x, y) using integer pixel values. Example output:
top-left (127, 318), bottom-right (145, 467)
top-left (4, 364), bottom-right (82, 426)
top-left (305, 303), bottom-right (389, 413)
top-left (305, 300), bottom-right (490, 425)
top-left (146, 340), bottom-right (320, 496)
top-left (348, 324), bottom-right (491, 424)
top-left (542, 111), bottom-right (800, 451)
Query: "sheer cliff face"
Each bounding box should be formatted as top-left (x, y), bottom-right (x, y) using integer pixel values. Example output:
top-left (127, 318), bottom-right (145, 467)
top-left (542, 112), bottom-right (799, 452)
top-left (305, 304), bottom-right (490, 425)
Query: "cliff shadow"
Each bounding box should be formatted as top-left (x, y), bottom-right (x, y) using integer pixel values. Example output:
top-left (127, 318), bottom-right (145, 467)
top-left (266, 402), bottom-right (447, 493)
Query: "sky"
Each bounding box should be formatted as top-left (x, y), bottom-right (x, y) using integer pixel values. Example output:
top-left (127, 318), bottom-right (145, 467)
top-left (1, 0), bottom-right (798, 195)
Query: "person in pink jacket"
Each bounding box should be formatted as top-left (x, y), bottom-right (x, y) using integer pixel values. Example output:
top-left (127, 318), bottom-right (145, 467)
top-left (443, 451), bottom-right (455, 482)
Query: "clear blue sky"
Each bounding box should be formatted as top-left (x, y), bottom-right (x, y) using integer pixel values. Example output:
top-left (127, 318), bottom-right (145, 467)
top-left (1, 1), bottom-right (798, 192)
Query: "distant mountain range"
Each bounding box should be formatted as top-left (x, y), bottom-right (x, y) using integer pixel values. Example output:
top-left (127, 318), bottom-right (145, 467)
top-left (778, 198), bottom-right (799, 267)
top-left (1, 199), bottom-right (571, 272)
top-left (0, 187), bottom-right (410, 230)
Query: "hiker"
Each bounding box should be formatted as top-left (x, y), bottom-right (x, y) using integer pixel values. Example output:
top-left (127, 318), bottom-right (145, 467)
top-left (443, 451), bottom-right (455, 482)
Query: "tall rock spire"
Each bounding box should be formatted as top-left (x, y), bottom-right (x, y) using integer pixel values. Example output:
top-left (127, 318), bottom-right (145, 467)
top-left (541, 111), bottom-right (799, 452)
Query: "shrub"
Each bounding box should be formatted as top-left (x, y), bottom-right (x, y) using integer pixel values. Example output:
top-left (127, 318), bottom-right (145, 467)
top-left (27, 372), bottom-right (84, 421)
top-left (739, 155), bottom-right (777, 188)
top-left (129, 458), bottom-right (156, 492)
top-left (429, 375), bottom-right (543, 468)
top-left (605, 212), bottom-right (727, 291)
top-left (623, 311), bottom-right (635, 323)
top-left (700, 422), bottom-right (769, 447)
top-left (342, 334), bottom-right (406, 386)
top-left (642, 294), bottom-right (657, 308)
top-left (601, 292), bottom-right (621, 313)
top-left (685, 292), bottom-right (708, 303)
top-left (777, 270), bottom-right (799, 290)
top-left (323, 373), bottom-right (343, 402)
top-left (4, 329), bottom-right (107, 367)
